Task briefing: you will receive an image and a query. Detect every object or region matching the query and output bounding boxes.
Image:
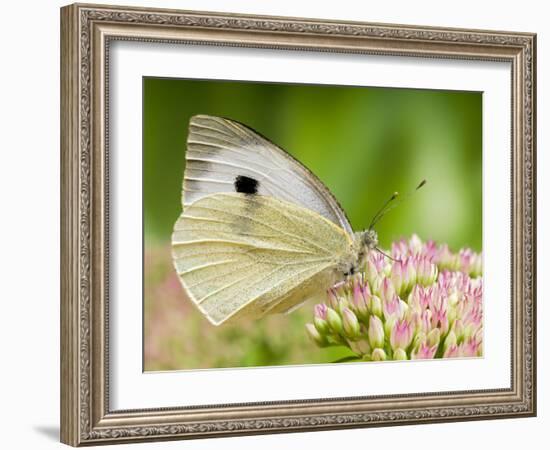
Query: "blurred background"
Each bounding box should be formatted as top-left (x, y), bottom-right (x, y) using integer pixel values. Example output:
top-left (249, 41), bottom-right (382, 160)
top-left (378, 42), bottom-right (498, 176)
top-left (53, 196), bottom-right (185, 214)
top-left (143, 77), bottom-right (482, 371)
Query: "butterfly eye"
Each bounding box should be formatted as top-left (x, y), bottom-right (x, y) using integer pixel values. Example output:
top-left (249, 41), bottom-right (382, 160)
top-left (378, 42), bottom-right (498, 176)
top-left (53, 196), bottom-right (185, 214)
top-left (343, 265), bottom-right (356, 277)
top-left (234, 175), bottom-right (259, 195)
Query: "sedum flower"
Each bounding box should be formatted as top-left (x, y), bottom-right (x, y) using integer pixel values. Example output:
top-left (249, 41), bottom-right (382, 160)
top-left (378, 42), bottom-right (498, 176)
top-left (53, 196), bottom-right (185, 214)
top-left (390, 318), bottom-right (414, 351)
top-left (426, 328), bottom-right (441, 347)
top-left (342, 307), bottom-right (361, 339)
top-left (349, 338), bottom-right (371, 356)
top-left (371, 348), bottom-right (387, 361)
top-left (383, 294), bottom-right (404, 322)
top-left (351, 277), bottom-right (369, 320)
top-left (305, 235), bottom-right (483, 362)
top-left (306, 323), bottom-right (328, 347)
top-left (369, 294), bottom-right (383, 318)
top-left (368, 315), bottom-right (385, 349)
top-left (380, 278), bottom-right (396, 305)
top-left (459, 337), bottom-right (482, 357)
top-left (416, 257), bottom-right (438, 286)
top-left (313, 304), bottom-right (329, 335)
top-left (393, 348), bottom-right (408, 360)
top-left (443, 330), bottom-right (457, 353)
top-left (326, 307), bottom-right (343, 335)
top-left (443, 343), bottom-right (459, 358)
top-left (411, 342), bottom-right (438, 359)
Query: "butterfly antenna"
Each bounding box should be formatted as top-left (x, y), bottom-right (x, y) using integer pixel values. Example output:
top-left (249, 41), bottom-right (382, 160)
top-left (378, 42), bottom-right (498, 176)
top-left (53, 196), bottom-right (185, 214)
top-left (369, 179), bottom-right (426, 229)
top-left (375, 247), bottom-right (398, 262)
top-left (368, 192), bottom-right (399, 230)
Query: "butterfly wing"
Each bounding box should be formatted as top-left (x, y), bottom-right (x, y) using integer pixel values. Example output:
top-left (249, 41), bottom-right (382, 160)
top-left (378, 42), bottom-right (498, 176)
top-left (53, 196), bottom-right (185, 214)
top-left (183, 115), bottom-right (353, 234)
top-left (172, 192), bottom-right (352, 325)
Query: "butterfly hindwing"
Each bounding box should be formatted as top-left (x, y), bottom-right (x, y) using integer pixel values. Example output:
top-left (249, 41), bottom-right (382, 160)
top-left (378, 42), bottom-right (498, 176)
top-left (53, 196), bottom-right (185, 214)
top-left (172, 192), bottom-right (352, 325)
top-left (183, 115), bottom-right (353, 234)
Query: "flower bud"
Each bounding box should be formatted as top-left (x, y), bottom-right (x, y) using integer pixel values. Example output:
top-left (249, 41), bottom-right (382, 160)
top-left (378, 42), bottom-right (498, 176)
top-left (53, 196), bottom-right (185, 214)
top-left (369, 276), bottom-right (382, 297)
top-left (327, 288), bottom-right (340, 309)
top-left (390, 318), bottom-right (414, 351)
top-left (416, 257), bottom-right (438, 286)
top-left (460, 337), bottom-right (481, 357)
top-left (447, 306), bottom-right (457, 326)
top-left (306, 323), bottom-right (328, 347)
top-left (351, 279), bottom-right (369, 320)
top-left (362, 278), bottom-right (372, 297)
top-left (314, 303), bottom-right (328, 320)
top-left (409, 234), bottom-right (422, 254)
top-left (337, 298), bottom-right (350, 315)
top-left (383, 294), bottom-right (404, 321)
top-left (471, 253), bottom-right (483, 278)
top-left (411, 342), bottom-right (437, 359)
top-left (365, 260), bottom-right (379, 286)
top-left (398, 299), bottom-right (409, 319)
top-left (380, 278), bottom-right (396, 304)
top-left (463, 322), bottom-right (475, 340)
top-left (443, 330), bottom-right (457, 353)
top-left (313, 304), bottom-right (329, 334)
top-left (418, 309), bottom-right (432, 334)
top-left (413, 331), bottom-right (426, 350)
top-left (404, 258), bottom-right (417, 291)
top-left (348, 338), bottom-right (370, 356)
top-left (313, 316), bottom-right (329, 335)
top-left (391, 260), bottom-right (406, 296)
top-left (407, 285), bottom-right (422, 312)
top-left (427, 328), bottom-right (441, 347)
top-left (326, 307), bottom-right (343, 334)
top-left (437, 244), bottom-right (452, 269)
top-left (459, 248), bottom-right (474, 273)
top-left (384, 316), bottom-right (397, 336)
top-left (451, 254), bottom-right (461, 271)
top-left (447, 291), bottom-right (459, 307)
top-left (443, 343), bottom-right (459, 358)
top-left (342, 307), bottom-right (361, 339)
top-left (369, 295), bottom-right (382, 318)
top-left (367, 315), bottom-right (385, 349)
top-left (371, 348), bottom-right (387, 361)
top-left (392, 239), bottom-right (407, 259)
top-left (407, 310), bottom-right (421, 334)
top-left (393, 348), bottom-right (408, 360)
top-left (453, 319), bottom-right (464, 341)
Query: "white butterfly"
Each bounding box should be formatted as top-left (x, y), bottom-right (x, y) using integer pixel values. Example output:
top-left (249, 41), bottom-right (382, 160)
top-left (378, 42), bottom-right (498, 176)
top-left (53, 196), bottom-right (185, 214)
top-left (172, 115), bottom-right (380, 325)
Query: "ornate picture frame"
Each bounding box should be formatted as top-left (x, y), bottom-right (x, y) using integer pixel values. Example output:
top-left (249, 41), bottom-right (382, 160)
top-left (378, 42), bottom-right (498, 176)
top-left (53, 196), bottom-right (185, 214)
top-left (60, 3), bottom-right (536, 446)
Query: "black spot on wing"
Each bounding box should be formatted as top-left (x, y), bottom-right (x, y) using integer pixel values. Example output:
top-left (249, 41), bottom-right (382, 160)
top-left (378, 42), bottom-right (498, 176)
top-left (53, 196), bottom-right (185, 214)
top-left (234, 175), bottom-right (259, 195)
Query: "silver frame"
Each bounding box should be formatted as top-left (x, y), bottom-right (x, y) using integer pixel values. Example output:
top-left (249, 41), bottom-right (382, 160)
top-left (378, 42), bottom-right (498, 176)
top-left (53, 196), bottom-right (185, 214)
top-left (60, 3), bottom-right (536, 446)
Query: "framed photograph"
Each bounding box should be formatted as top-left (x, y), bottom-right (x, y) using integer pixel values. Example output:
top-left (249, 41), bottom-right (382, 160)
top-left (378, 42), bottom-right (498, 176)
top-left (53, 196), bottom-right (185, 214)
top-left (60, 3), bottom-right (536, 446)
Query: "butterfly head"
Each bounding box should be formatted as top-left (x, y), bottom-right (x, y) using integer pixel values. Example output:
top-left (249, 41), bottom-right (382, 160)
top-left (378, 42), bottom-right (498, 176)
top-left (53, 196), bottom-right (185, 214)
top-left (359, 229), bottom-right (378, 250)
top-left (338, 230), bottom-right (379, 277)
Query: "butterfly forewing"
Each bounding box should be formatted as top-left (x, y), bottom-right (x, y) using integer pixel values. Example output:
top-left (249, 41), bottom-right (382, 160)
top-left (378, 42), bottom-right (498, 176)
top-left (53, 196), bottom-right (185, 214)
top-left (184, 115), bottom-right (353, 234)
top-left (172, 193), bottom-right (352, 325)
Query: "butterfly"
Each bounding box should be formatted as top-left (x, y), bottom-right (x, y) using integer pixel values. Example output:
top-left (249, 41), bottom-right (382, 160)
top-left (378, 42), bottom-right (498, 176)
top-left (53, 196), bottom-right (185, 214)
top-left (172, 115), bottom-right (421, 325)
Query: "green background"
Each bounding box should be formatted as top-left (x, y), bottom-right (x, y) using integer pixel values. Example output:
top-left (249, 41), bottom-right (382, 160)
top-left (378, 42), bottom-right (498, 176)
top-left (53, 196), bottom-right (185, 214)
top-left (143, 77), bottom-right (482, 371)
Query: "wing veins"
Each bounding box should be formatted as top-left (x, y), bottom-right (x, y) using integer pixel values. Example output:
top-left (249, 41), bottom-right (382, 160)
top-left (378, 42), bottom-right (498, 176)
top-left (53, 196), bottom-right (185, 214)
top-left (186, 154), bottom-right (316, 205)
top-left (173, 238), bottom-right (316, 255)
top-left (189, 201), bottom-right (332, 255)
top-left (196, 270), bottom-right (258, 304)
top-left (187, 146), bottom-right (282, 174)
top-left (244, 261), bottom-right (333, 310)
top-left (189, 122), bottom-right (235, 137)
top-left (184, 176), bottom-right (232, 185)
top-left (177, 259), bottom-right (237, 276)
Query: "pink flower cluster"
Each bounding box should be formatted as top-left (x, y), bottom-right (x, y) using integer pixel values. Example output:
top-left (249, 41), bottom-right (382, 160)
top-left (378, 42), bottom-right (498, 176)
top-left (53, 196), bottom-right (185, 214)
top-left (305, 235), bottom-right (483, 361)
